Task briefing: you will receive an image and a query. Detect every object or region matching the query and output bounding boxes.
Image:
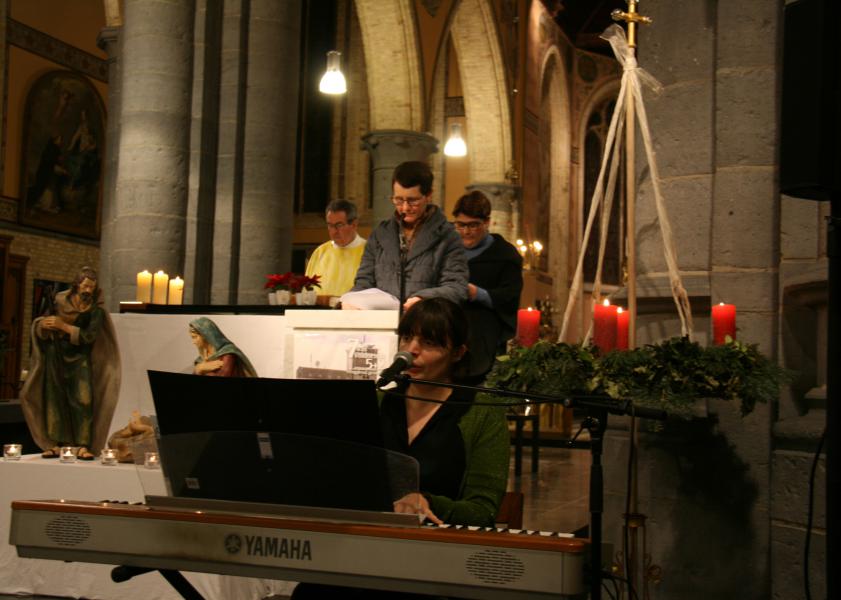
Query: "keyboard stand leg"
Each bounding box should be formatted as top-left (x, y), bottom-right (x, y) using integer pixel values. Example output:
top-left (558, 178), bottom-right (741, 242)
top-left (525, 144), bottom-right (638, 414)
top-left (531, 415), bottom-right (540, 473)
top-left (112, 565), bottom-right (206, 600)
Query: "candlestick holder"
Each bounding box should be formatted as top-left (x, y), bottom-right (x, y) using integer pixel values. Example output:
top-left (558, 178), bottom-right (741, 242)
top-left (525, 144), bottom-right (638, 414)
top-left (144, 451), bottom-right (160, 469)
top-left (3, 443), bottom-right (22, 461)
top-left (60, 446), bottom-right (76, 463)
top-left (100, 448), bottom-right (118, 466)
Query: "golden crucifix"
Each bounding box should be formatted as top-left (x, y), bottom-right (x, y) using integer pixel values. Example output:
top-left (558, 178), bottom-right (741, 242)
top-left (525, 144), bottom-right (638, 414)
top-left (610, 0), bottom-right (651, 351)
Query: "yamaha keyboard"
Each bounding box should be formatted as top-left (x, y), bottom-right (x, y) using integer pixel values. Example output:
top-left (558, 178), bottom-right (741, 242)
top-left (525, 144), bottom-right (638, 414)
top-left (10, 499), bottom-right (588, 599)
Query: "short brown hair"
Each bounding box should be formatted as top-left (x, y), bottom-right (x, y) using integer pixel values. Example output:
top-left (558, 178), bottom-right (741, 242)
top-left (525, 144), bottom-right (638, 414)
top-left (392, 161), bottom-right (433, 196)
top-left (452, 191), bottom-right (491, 220)
top-left (326, 199), bottom-right (358, 222)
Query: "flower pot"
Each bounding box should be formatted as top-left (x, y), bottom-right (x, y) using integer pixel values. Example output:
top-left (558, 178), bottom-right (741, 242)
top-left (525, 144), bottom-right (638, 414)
top-left (275, 290), bottom-right (291, 305)
top-left (268, 292), bottom-right (278, 305)
top-left (295, 290), bottom-right (318, 306)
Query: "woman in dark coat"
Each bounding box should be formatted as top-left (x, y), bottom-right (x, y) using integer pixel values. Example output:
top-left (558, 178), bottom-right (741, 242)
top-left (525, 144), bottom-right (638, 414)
top-left (453, 191), bottom-right (523, 377)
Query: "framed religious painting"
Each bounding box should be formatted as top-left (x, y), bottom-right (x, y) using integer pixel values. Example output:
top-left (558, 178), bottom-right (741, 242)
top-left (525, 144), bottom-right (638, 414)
top-left (19, 70), bottom-right (105, 239)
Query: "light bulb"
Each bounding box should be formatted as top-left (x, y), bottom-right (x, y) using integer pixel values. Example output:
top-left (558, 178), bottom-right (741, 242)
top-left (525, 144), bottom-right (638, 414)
top-left (443, 123), bottom-right (467, 157)
top-left (319, 51), bottom-right (347, 95)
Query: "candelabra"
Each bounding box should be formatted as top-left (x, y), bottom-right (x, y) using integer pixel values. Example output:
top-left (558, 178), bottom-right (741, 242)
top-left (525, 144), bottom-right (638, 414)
top-left (516, 238), bottom-right (543, 270)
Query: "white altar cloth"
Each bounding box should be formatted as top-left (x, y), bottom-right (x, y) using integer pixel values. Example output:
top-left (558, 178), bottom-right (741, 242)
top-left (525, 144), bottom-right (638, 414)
top-left (0, 455), bottom-right (295, 599)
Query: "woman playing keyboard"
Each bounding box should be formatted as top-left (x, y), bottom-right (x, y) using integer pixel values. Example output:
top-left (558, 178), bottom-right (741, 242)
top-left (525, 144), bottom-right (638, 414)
top-left (292, 297), bottom-right (510, 599)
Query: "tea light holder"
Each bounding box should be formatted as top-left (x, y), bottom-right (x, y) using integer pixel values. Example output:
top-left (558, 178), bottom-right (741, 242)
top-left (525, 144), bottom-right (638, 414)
top-left (60, 446), bottom-right (76, 464)
top-left (3, 443), bottom-right (22, 461)
top-left (144, 451), bottom-right (160, 469)
top-left (100, 448), bottom-right (118, 466)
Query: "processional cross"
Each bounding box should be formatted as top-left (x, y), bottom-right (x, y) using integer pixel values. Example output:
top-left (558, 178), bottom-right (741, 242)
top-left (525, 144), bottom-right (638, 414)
top-left (611, 0), bottom-right (651, 350)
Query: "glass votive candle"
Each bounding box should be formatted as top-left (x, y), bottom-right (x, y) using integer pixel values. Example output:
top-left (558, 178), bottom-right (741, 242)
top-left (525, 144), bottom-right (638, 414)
top-left (100, 448), bottom-right (118, 466)
top-left (60, 446), bottom-right (76, 463)
top-left (3, 444), bottom-right (22, 461)
top-left (144, 451), bottom-right (160, 469)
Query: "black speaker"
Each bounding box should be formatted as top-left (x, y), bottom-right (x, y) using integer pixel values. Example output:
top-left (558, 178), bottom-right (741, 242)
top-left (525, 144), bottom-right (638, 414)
top-left (780, 0), bottom-right (841, 201)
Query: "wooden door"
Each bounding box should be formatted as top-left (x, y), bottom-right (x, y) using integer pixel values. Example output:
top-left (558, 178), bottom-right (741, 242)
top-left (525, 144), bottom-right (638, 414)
top-left (1, 251), bottom-right (28, 399)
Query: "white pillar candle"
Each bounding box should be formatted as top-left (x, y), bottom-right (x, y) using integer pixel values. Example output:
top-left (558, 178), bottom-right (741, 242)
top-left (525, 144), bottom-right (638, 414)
top-left (152, 271), bottom-right (169, 304)
top-left (168, 276), bottom-right (184, 305)
top-left (136, 270), bottom-right (152, 302)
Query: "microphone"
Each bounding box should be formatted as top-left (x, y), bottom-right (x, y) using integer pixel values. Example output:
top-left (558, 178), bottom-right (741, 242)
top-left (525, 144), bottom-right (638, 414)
top-left (376, 350), bottom-right (413, 388)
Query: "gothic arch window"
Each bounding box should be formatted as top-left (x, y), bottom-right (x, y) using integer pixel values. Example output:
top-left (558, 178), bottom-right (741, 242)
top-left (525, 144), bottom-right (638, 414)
top-left (582, 98), bottom-right (623, 286)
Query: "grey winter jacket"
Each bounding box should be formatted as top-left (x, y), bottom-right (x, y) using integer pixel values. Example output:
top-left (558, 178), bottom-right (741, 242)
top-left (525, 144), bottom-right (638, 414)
top-left (352, 206), bottom-right (468, 304)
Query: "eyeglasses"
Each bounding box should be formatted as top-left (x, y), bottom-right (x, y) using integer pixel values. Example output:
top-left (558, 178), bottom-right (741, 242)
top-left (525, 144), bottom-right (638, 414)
top-left (391, 196), bottom-right (425, 207)
top-left (326, 221), bottom-right (351, 230)
top-left (453, 220), bottom-right (485, 231)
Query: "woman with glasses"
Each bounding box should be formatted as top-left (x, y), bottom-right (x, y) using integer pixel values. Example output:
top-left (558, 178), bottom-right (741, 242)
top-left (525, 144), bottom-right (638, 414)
top-left (453, 191), bottom-right (523, 377)
top-left (346, 161), bottom-right (468, 312)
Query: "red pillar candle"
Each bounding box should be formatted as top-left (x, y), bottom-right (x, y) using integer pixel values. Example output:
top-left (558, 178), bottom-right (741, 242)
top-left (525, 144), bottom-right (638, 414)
top-left (616, 307), bottom-right (630, 350)
top-left (712, 302), bottom-right (736, 345)
top-left (593, 299), bottom-right (618, 353)
top-left (516, 307), bottom-right (541, 347)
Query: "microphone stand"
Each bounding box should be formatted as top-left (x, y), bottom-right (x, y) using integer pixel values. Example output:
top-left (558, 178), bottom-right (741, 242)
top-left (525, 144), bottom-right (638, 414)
top-left (381, 375), bottom-right (667, 600)
top-left (398, 232), bottom-right (408, 320)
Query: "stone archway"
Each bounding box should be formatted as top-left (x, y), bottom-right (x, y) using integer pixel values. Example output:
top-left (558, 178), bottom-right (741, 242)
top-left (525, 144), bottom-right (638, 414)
top-left (354, 0), bottom-right (432, 222)
top-left (449, 0), bottom-right (512, 183)
top-left (354, 0), bottom-right (423, 130)
top-left (539, 46), bottom-right (572, 328)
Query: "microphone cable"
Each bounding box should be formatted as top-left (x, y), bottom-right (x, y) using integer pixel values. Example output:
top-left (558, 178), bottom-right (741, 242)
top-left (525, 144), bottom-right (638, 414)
top-left (804, 427), bottom-right (826, 600)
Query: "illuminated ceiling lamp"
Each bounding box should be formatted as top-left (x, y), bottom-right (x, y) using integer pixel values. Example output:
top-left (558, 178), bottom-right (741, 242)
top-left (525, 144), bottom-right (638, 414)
top-left (319, 50), bottom-right (347, 95)
top-left (443, 123), bottom-right (467, 157)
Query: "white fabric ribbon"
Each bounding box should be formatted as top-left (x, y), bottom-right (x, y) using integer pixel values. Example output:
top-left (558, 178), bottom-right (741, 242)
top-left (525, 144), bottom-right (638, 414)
top-left (559, 25), bottom-right (693, 343)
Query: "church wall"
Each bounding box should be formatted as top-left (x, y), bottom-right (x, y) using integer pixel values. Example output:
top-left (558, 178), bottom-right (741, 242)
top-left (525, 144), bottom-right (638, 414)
top-left (0, 1), bottom-right (107, 378)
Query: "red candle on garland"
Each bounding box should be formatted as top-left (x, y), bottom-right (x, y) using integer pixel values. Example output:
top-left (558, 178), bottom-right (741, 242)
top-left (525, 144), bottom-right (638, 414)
top-left (616, 307), bottom-right (630, 350)
top-left (712, 302), bottom-right (736, 345)
top-left (516, 307), bottom-right (541, 347)
top-left (593, 299), bottom-right (618, 353)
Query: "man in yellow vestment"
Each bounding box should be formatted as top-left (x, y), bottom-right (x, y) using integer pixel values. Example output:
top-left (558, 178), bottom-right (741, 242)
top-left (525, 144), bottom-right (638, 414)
top-left (305, 199), bottom-right (366, 298)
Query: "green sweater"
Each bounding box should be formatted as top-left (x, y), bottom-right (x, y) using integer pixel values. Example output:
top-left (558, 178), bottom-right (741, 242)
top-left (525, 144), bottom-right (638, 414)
top-left (290, 393), bottom-right (508, 600)
top-left (399, 392), bottom-right (510, 527)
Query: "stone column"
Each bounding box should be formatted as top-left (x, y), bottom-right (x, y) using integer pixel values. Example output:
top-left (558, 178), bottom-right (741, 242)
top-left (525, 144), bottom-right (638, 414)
top-left (361, 130), bottom-right (438, 224)
top-left (185, 0), bottom-right (222, 304)
top-left (96, 26), bottom-right (121, 310)
top-left (235, 0), bottom-right (301, 304)
top-left (211, 0), bottom-right (248, 304)
top-left (110, 0), bottom-right (195, 305)
top-left (465, 182), bottom-right (520, 242)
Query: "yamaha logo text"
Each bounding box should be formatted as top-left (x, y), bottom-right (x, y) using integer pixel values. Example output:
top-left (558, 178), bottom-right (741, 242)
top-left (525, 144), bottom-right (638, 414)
top-left (239, 534), bottom-right (312, 561)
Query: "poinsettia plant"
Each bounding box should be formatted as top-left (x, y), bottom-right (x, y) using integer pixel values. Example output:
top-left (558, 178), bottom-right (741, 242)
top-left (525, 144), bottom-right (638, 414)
top-left (264, 272), bottom-right (293, 291)
top-left (290, 274), bottom-right (321, 293)
top-left (264, 272), bottom-right (321, 294)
